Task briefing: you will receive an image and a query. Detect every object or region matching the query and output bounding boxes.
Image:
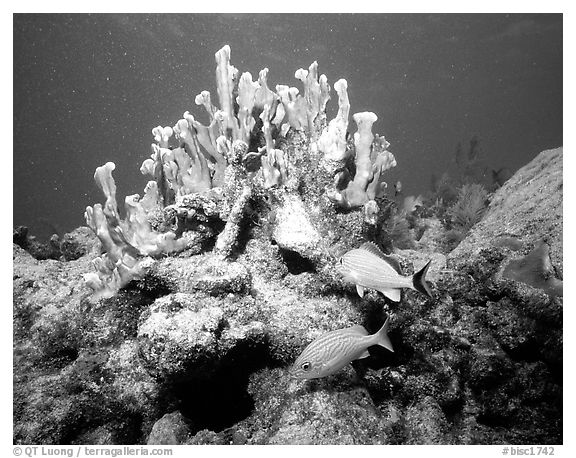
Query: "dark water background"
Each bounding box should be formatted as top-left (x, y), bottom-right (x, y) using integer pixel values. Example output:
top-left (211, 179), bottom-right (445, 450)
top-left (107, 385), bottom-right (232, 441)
top-left (13, 14), bottom-right (562, 241)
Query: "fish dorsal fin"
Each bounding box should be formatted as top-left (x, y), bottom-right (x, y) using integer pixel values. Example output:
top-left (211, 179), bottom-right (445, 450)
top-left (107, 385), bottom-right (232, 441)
top-left (379, 287), bottom-right (401, 302)
top-left (359, 242), bottom-right (403, 274)
top-left (349, 324), bottom-right (369, 336)
top-left (360, 241), bottom-right (385, 257)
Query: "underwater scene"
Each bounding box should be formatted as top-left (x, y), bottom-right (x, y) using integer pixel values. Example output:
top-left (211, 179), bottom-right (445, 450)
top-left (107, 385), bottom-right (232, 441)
top-left (13, 14), bottom-right (562, 445)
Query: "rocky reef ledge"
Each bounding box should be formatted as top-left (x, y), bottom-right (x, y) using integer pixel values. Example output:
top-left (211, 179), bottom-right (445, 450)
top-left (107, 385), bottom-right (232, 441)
top-left (13, 147), bottom-right (562, 444)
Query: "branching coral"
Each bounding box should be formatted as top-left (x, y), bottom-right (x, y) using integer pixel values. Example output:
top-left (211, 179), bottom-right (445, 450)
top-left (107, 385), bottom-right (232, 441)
top-left (84, 162), bottom-right (187, 299)
top-left (324, 112), bottom-right (397, 209)
top-left (84, 44), bottom-right (399, 296)
top-left (294, 61), bottom-right (331, 134)
top-left (215, 45), bottom-right (240, 139)
top-left (317, 79), bottom-right (350, 164)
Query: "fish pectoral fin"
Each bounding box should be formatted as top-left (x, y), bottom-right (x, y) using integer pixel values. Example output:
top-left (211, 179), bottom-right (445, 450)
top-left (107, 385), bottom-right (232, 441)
top-left (357, 350), bottom-right (371, 359)
top-left (356, 285), bottom-right (366, 298)
top-left (379, 287), bottom-right (401, 302)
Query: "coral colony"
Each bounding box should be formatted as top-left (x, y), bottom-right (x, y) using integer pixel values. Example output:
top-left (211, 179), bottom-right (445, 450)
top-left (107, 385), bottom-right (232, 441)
top-left (14, 37), bottom-right (564, 445)
top-left (84, 45), bottom-right (397, 299)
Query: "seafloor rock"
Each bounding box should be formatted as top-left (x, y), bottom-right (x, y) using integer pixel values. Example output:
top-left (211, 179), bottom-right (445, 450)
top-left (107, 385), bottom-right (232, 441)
top-left (144, 254), bottom-right (252, 296)
top-left (13, 242), bottom-right (164, 444)
top-left (72, 426), bottom-right (115, 445)
top-left (13, 147), bottom-right (562, 445)
top-left (13, 226), bottom-right (63, 260)
top-left (137, 293), bottom-right (231, 378)
top-left (454, 149), bottom-right (562, 310)
top-left (403, 396), bottom-right (450, 444)
top-left (187, 367), bottom-right (390, 445)
top-left (14, 332), bottom-right (162, 445)
top-left (132, 267), bottom-right (372, 442)
top-left (136, 278), bottom-right (367, 381)
top-left (59, 226), bottom-right (100, 261)
top-left (255, 369), bottom-right (389, 445)
top-left (103, 340), bottom-right (161, 421)
top-left (146, 411), bottom-right (191, 445)
top-left (501, 240), bottom-right (562, 298)
top-left (395, 248), bottom-right (447, 284)
top-left (444, 147), bottom-right (563, 341)
top-left (269, 192), bottom-right (322, 258)
top-left (449, 147), bottom-right (562, 278)
top-left (414, 216), bottom-right (450, 254)
top-left (429, 147), bottom-right (563, 443)
top-left (13, 244), bottom-right (92, 355)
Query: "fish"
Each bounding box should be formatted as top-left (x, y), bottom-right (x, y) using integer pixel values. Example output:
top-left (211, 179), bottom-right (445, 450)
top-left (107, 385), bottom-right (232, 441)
top-left (289, 317), bottom-right (394, 380)
top-left (338, 242), bottom-right (432, 302)
top-left (394, 180), bottom-right (402, 196)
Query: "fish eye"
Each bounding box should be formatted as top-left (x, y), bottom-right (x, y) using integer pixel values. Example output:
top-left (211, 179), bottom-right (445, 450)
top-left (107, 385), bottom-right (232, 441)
top-left (301, 362), bottom-right (312, 371)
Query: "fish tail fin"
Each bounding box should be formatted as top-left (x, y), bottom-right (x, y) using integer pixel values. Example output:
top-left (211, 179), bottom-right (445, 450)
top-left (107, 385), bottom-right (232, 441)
top-left (412, 260), bottom-right (433, 297)
top-left (374, 316), bottom-right (394, 352)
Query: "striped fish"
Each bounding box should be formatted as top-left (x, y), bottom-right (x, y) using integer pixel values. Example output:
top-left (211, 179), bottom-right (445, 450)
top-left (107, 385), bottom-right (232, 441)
top-left (289, 317), bottom-right (394, 380)
top-left (338, 242), bottom-right (432, 302)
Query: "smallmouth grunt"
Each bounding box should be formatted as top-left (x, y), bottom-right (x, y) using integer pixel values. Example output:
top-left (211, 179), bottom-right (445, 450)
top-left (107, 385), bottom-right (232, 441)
top-left (289, 317), bottom-right (394, 380)
top-left (338, 242), bottom-right (432, 302)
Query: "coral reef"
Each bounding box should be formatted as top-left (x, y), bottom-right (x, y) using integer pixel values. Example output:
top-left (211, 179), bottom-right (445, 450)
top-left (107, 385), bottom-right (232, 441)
top-left (82, 45), bottom-right (398, 298)
top-left (13, 42), bottom-right (562, 445)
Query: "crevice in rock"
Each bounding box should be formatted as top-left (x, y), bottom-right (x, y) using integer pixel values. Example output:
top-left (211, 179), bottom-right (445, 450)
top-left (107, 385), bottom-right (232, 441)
top-left (476, 412), bottom-right (511, 428)
top-left (156, 336), bottom-right (272, 436)
top-left (177, 374), bottom-right (255, 433)
top-left (228, 205), bottom-right (259, 259)
top-left (439, 397), bottom-right (465, 422)
top-left (498, 341), bottom-right (541, 364)
top-left (278, 248), bottom-right (316, 274)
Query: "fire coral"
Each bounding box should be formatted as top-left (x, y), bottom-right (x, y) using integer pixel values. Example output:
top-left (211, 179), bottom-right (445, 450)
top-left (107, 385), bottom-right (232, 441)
top-left (84, 45), bottom-right (398, 299)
